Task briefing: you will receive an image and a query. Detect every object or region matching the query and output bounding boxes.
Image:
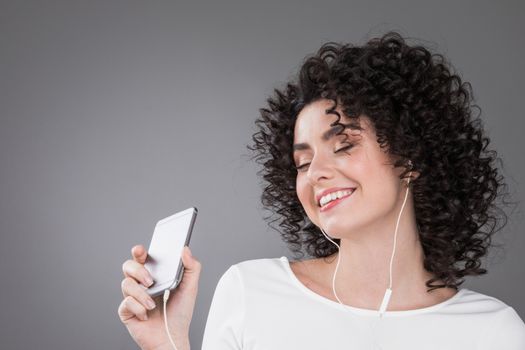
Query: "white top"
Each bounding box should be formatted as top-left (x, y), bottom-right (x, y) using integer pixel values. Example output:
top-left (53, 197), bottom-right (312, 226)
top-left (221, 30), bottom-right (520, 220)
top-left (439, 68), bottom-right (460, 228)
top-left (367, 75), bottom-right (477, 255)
top-left (202, 256), bottom-right (525, 350)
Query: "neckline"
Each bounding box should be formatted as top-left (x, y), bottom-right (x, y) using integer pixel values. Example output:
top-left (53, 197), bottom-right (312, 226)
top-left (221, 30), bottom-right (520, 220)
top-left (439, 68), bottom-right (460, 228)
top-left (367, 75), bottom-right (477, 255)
top-left (279, 256), bottom-right (466, 317)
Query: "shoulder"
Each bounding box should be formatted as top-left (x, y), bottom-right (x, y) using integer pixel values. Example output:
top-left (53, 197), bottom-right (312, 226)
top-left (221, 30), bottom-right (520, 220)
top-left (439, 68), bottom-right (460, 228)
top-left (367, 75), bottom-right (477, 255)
top-left (457, 289), bottom-right (520, 314)
top-left (480, 303), bottom-right (525, 348)
top-left (458, 289), bottom-right (525, 349)
top-left (234, 256), bottom-right (287, 270)
top-left (215, 256), bottom-right (295, 295)
top-left (231, 256), bottom-right (288, 281)
top-left (216, 256), bottom-right (288, 284)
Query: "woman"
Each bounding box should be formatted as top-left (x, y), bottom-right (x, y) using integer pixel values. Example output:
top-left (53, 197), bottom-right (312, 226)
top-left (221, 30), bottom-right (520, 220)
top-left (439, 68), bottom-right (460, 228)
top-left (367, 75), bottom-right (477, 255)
top-left (118, 31), bottom-right (525, 349)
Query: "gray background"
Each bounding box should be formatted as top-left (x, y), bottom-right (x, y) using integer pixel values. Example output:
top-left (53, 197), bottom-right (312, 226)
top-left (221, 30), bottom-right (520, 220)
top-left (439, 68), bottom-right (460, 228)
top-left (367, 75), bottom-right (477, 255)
top-left (1, 1), bottom-right (524, 349)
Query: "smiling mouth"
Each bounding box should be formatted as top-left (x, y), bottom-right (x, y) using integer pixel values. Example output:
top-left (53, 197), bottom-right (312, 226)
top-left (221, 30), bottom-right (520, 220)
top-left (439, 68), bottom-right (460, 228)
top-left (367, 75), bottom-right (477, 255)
top-left (319, 189), bottom-right (355, 212)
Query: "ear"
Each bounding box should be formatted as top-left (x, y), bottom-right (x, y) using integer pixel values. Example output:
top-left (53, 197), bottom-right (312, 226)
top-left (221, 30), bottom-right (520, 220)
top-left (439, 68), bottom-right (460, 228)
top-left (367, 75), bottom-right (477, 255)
top-left (407, 170), bottom-right (420, 181)
top-left (404, 160), bottom-right (420, 182)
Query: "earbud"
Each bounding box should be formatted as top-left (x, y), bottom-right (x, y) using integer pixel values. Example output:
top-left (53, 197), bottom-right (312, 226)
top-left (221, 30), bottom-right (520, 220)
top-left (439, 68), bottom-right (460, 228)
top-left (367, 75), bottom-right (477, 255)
top-left (406, 160), bottom-right (414, 185)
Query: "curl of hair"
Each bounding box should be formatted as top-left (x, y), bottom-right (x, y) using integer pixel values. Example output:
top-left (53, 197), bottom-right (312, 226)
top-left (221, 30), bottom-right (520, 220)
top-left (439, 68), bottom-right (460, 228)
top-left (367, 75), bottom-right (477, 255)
top-left (247, 31), bottom-right (511, 292)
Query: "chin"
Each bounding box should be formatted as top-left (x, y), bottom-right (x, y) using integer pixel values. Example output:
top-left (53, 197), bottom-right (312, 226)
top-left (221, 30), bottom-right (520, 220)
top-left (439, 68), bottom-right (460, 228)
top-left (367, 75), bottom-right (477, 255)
top-left (320, 220), bottom-right (359, 239)
top-left (320, 212), bottom-right (376, 239)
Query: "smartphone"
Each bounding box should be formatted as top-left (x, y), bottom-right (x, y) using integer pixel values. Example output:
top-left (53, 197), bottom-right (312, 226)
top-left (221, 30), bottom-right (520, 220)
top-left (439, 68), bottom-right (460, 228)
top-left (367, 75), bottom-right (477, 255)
top-left (144, 207), bottom-right (198, 298)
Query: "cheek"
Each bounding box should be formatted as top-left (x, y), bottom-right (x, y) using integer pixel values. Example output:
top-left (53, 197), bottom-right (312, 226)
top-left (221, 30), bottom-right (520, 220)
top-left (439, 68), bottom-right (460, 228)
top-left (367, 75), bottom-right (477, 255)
top-left (296, 176), bottom-right (316, 212)
top-left (295, 177), bottom-right (321, 226)
top-left (295, 176), bottom-right (308, 204)
top-left (363, 172), bottom-right (400, 206)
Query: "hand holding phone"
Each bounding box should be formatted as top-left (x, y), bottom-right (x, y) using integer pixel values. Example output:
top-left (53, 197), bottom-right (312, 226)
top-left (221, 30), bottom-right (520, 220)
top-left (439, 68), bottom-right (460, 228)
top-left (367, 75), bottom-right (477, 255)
top-left (118, 207), bottom-right (201, 350)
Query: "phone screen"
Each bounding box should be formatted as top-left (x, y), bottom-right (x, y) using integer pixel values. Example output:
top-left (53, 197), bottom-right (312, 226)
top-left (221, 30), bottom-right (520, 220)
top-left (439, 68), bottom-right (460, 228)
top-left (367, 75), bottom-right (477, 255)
top-left (144, 207), bottom-right (197, 297)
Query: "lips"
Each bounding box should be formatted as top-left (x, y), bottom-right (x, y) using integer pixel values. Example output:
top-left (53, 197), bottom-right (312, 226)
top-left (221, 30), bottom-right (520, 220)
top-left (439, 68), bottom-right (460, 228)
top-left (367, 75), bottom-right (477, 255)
top-left (315, 187), bottom-right (356, 206)
top-left (319, 190), bottom-right (355, 212)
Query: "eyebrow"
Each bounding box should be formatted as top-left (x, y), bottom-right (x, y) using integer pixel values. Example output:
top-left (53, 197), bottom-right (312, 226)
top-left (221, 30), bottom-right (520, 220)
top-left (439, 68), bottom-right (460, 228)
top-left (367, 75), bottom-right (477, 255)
top-left (293, 126), bottom-right (343, 152)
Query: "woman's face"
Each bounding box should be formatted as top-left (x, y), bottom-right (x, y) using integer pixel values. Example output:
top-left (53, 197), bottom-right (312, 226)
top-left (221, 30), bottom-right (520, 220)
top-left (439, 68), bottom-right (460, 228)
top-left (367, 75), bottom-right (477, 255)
top-left (293, 99), bottom-right (407, 238)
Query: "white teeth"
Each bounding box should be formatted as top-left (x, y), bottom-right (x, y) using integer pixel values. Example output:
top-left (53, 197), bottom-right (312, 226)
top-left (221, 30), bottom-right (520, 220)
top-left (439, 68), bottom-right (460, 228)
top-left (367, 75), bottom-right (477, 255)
top-left (319, 189), bottom-right (354, 207)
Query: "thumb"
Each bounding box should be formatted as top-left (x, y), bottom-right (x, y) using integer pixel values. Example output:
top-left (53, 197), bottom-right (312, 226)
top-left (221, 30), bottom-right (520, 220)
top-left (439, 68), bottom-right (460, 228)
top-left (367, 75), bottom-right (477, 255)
top-left (180, 246), bottom-right (201, 278)
top-left (177, 246), bottom-right (201, 293)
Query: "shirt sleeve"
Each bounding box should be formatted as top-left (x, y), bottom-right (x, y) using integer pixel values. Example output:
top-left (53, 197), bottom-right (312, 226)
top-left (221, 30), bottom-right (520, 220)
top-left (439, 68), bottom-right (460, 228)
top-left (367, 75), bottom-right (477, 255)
top-left (201, 264), bottom-right (245, 350)
top-left (480, 306), bottom-right (525, 349)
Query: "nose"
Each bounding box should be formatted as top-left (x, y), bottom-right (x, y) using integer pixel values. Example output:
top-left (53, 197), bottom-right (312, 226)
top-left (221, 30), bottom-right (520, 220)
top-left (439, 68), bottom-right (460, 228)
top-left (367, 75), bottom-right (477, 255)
top-left (306, 153), bottom-right (334, 186)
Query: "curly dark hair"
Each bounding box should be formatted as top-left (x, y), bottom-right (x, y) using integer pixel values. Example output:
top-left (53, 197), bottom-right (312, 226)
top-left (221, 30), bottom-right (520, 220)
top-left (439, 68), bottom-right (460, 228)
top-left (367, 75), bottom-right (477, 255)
top-left (247, 31), bottom-right (512, 292)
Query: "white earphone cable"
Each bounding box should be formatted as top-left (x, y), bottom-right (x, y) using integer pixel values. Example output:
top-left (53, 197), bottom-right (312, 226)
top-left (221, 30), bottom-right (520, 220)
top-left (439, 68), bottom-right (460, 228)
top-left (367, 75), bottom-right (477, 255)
top-left (320, 170), bottom-right (412, 317)
top-left (163, 289), bottom-right (178, 350)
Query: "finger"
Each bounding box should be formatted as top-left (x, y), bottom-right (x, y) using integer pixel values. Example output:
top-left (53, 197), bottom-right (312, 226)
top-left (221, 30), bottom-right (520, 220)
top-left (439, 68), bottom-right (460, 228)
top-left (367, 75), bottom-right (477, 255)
top-left (122, 259), bottom-right (154, 287)
top-left (131, 244), bottom-right (148, 264)
top-left (121, 277), bottom-right (157, 311)
top-left (178, 246), bottom-right (202, 292)
top-left (118, 295), bottom-right (149, 322)
top-left (181, 246), bottom-right (201, 270)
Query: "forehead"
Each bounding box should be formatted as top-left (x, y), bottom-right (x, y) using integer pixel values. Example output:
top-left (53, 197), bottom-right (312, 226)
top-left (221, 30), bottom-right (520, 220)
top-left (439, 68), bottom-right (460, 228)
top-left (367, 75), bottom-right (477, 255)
top-left (293, 100), bottom-right (366, 142)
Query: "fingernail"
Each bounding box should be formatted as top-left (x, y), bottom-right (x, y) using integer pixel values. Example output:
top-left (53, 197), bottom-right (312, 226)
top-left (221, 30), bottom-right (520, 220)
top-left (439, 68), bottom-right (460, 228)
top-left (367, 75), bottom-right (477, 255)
top-left (142, 313), bottom-right (149, 321)
top-left (187, 247), bottom-right (192, 257)
top-left (145, 276), bottom-right (154, 287)
top-left (146, 299), bottom-right (156, 310)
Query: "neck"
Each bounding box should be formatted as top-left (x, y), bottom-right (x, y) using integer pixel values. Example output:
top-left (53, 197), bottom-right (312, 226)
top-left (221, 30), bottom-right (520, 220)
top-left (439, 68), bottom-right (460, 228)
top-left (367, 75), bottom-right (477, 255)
top-left (322, 199), bottom-right (452, 310)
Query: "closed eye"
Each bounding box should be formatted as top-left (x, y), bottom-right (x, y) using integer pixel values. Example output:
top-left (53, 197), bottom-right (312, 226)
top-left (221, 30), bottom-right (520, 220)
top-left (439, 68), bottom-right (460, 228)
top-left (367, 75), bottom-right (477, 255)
top-left (295, 163), bottom-right (310, 171)
top-left (335, 144), bottom-right (354, 153)
top-left (295, 144), bottom-right (354, 171)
